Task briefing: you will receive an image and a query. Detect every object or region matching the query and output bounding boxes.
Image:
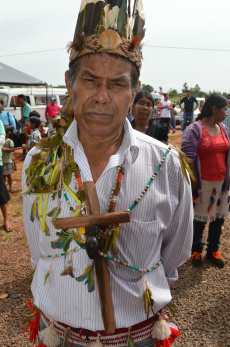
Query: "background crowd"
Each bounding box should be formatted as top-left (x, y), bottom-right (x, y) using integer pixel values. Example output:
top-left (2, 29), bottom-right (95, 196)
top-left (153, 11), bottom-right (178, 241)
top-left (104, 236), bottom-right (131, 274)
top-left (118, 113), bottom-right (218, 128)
top-left (1, 90), bottom-right (230, 266)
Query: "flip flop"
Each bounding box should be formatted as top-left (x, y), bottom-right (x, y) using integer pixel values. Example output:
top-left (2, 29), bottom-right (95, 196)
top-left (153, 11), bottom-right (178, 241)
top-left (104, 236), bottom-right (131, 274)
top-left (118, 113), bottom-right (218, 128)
top-left (3, 224), bottom-right (14, 232)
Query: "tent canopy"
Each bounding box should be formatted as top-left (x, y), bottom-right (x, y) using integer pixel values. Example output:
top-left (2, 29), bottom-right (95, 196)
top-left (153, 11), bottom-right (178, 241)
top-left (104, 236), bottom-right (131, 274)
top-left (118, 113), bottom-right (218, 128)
top-left (0, 62), bottom-right (47, 86)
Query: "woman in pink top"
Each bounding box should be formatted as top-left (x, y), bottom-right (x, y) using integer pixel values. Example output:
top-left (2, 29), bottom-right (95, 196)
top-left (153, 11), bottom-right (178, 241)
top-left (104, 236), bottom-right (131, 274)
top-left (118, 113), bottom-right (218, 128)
top-left (45, 97), bottom-right (61, 136)
top-left (181, 94), bottom-right (229, 268)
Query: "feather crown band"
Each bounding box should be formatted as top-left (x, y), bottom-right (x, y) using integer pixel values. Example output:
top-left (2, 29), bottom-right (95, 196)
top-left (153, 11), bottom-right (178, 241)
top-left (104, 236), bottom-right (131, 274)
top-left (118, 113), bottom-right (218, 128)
top-left (68, 0), bottom-right (145, 72)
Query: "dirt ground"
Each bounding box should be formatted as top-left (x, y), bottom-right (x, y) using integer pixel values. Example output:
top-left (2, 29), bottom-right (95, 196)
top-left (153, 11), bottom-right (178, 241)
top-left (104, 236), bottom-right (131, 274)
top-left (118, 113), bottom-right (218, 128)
top-left (0, 129), bottom-right (229, 347)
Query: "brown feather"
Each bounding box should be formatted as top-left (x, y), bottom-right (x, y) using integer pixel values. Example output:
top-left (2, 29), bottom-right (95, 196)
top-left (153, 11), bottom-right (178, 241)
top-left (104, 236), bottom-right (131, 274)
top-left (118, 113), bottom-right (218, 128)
top-left (129, 30), bottom-right (145, 50)
top-left (67, 34), bottom-right (85, 53)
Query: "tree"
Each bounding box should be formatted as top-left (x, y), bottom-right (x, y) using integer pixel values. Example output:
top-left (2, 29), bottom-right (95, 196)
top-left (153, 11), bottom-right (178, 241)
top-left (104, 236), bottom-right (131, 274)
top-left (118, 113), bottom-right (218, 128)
top-left (168, 88), bottom-right (179, 98)
top-left (159, 86), bottom-right (163, 93)
top-left (182, 82), bottom-right (189, 93)
top-left (141, 84), bottom-right (154, 93)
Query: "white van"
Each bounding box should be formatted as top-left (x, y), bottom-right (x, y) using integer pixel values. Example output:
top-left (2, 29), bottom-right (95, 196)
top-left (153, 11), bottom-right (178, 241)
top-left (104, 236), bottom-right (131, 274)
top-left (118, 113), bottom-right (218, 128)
top-left (151, 92), bottom-right (164, 106)
top-left (0, 87), bottom-right (68, 123)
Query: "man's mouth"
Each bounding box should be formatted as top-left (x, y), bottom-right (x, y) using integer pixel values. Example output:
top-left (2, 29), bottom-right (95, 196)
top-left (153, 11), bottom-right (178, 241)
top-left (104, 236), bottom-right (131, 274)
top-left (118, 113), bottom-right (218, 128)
top-left (86, 112), bottom-right (112, 119)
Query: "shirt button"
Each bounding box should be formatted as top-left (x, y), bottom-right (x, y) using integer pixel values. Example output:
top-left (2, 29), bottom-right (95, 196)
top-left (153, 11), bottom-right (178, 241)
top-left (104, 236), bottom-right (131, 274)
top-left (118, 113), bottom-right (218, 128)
top-left (85, 316), bottom-right (91, 320)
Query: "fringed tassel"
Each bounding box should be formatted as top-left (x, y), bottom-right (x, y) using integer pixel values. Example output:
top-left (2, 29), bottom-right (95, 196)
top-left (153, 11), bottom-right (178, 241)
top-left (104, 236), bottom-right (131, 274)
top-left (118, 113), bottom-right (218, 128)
top-left (22, 300), bottom-right (40, 343)
top-left (38, 321), bottom-right (60, 347)
top-left (168, 326), bottom-right (181, 343)
top-left (88, 334), bottom-right (103, 347)
top-left (152, 313), bottom-right (181, 347)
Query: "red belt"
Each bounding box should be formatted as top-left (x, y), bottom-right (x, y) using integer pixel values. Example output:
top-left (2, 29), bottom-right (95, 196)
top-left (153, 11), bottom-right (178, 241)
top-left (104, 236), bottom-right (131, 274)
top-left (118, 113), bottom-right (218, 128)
top-left (41, 312), bottom-right (159, 347)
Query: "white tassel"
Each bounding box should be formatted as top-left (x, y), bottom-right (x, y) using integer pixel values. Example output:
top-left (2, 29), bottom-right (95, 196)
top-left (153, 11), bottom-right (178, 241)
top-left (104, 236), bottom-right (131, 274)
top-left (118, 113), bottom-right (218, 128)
top-left (151, 313), bottom-right (171, 341)
top-left (88, 334), bottom-right (103, 347)
top-left (39, 321), bottom-right (60, 347)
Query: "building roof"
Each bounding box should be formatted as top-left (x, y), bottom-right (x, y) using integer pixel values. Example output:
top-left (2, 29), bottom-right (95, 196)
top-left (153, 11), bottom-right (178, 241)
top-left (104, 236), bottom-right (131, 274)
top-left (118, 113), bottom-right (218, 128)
top-left (0, 62), bottom-right (47, 86)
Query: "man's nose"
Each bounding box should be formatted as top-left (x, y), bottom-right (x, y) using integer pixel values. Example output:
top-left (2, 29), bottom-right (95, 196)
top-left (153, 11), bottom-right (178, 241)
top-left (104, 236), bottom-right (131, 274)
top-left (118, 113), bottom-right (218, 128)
top-left (93, 83), bottom-right (111, 104)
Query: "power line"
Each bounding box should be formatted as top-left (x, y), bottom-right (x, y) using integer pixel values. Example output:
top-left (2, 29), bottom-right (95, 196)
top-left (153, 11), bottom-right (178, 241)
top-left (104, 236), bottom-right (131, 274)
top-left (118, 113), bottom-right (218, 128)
top-left (0, 44), bottom-right (230, 59)
top-left (145, 45), bottom-right (230, 52)
top-left (0, 48), bottom-right (66, 58)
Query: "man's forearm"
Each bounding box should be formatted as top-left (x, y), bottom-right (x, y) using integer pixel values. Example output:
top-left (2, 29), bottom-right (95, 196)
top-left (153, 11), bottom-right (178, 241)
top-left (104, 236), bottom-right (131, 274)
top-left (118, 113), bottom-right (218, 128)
top-left (19, 116), bottom-right (26, 124)
top-left (5, 125), bottom-right (13, 131)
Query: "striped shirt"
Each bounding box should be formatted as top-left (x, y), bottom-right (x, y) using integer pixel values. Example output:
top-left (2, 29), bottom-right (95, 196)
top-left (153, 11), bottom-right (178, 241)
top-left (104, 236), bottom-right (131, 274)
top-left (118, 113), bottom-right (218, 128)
top-left (22, 119), bottom-right (193, 330)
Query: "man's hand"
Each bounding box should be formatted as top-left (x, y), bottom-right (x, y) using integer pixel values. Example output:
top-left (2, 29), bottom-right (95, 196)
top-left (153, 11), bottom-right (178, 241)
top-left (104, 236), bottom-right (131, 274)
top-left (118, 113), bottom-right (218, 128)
top-left (181, 108), bottom-right (185, 112)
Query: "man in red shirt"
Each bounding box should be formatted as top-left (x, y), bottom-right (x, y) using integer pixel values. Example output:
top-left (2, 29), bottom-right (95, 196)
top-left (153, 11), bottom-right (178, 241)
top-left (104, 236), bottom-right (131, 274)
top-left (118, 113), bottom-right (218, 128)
top-left (45, 97), bottom-right (61, 135)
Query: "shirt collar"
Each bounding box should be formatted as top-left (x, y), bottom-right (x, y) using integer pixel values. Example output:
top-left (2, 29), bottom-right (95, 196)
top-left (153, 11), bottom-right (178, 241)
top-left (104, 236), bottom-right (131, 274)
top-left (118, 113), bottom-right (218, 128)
top-left (63, 118), bottom-right (139, 165)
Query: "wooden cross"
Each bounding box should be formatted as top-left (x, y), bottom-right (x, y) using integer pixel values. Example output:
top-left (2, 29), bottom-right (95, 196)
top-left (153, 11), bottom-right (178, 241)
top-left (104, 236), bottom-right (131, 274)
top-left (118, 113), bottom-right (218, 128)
top-left (55, 181), bottom-right (131, 335)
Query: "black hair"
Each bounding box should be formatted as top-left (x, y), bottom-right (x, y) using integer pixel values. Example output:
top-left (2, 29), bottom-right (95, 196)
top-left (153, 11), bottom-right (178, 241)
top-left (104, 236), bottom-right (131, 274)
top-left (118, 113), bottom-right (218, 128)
top-left (18, 94), bottom-right (26, 100)
top-left (0, 99), bottom-right (4, 105)
top-left (196, 93), bottom-right (228, 121)
top-left (67, 54), bottom-right (140, 94)
top-left (29, 110), bottom-right (41, 118)
top-left (29, 117), bottom-right (41, 128)
top-left (5, 128), bottom-right (10, 136)
top-left (133, 90), bottom-right (154, 107)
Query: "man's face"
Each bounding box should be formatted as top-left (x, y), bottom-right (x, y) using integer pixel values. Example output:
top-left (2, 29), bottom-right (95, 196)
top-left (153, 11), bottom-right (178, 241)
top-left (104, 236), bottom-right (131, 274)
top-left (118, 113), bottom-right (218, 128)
top-left (164, 94), bottom-right (169, 101)
top-left (0, 103), bottom-right (3, 112)
top-left (66, 54), bottom-right (137, 139)
top-left (51, 99), bottom-right (56, 105)
top-left (18, 97), bottom-right (23, 105)
top-left (186, 91), bottom-right (191, 97)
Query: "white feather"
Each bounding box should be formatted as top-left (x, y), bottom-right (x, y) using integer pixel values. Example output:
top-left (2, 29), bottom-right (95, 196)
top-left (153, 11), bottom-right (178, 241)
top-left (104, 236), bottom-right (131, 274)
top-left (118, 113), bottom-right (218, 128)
top-left (126, 17), bottom-right (135, 39)
top-left (137, 0), bottom-right (145, 21)
top-left (109, 6), bottom-right (120, 29)
top-left (103, 4), bottom-right (111, 30)
top-left (79, 0), bottom-right (87, 12)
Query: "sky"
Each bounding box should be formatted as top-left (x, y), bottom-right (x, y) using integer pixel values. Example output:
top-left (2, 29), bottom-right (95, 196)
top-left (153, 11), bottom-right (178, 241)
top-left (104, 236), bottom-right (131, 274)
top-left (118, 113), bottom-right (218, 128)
top-left (1, 0), bottom-right (230, 94)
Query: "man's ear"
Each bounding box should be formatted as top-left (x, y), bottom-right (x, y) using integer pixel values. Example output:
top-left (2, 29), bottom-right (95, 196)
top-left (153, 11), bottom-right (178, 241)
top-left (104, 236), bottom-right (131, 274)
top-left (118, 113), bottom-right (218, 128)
top-left (65, 71), bottom-right (73, 99)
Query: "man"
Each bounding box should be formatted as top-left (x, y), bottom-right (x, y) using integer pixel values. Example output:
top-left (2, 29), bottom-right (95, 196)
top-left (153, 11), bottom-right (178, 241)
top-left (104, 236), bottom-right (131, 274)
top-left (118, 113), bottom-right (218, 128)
top-left (45, 96), bottom-right (61, 136)
top-left (18, 94), bottom-right (31, 158)
top-left (179, 90), bottom-right (198, 131)
top-left (22, 2), bottom-right (193, 347)
top-left (158, 94), bottom-right (173, 129)
top-left (0, 99), bottom-right (16, 132)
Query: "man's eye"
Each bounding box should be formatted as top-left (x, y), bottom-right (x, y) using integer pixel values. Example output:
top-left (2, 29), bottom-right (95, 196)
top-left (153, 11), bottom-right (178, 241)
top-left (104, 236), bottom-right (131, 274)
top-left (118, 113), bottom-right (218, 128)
top-left (114, 82), bottom-right (125, 87)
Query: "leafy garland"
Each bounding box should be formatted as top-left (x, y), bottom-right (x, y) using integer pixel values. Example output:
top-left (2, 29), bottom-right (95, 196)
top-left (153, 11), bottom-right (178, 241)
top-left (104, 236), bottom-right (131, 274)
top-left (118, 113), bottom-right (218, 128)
top-left (24, 95), bottom-right (192, 319)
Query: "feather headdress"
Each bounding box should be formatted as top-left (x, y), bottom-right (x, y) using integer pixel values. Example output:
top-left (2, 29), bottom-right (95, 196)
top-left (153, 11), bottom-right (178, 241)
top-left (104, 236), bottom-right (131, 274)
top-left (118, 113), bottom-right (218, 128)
top-left (68, 0), bottom-right (145, 72)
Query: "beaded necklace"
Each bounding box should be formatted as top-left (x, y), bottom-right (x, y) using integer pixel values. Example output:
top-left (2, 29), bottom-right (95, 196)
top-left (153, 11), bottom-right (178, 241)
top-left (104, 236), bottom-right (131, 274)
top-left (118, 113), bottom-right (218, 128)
top-left (41, 146), bottom-right (171, 276)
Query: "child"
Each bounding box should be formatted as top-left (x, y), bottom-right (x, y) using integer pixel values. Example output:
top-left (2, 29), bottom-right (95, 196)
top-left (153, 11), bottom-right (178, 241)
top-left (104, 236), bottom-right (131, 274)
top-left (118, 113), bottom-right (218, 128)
top-left (180, 111), bottom-right (184, 132)
top-left (22, 117), bottom-right (41, 154)
top-left (23, 110), bottom-right (45, 141)
top-left (2, 129), bottom-right (15, 193)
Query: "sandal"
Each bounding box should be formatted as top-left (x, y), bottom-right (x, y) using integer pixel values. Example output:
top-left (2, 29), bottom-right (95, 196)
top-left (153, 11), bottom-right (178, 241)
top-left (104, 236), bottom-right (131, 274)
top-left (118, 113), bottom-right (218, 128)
top-left (3, 224), bottom-right (14, 232)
